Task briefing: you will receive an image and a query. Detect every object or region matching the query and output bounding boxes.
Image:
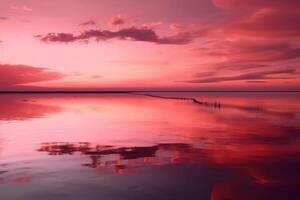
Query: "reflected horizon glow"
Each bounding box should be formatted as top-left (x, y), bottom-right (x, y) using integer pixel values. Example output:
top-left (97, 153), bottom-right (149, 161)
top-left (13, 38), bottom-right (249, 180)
top-left (0, 92), bottom-right (300, 199)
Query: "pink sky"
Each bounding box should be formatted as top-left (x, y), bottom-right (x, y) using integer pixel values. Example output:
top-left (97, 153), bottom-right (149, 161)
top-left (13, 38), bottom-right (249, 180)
top-left (0, 0), bottom-right (299, 90)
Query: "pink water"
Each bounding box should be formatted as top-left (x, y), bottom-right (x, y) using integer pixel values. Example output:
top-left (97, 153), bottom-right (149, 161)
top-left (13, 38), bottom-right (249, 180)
top-left (0, 92), bottom-right (299, 199)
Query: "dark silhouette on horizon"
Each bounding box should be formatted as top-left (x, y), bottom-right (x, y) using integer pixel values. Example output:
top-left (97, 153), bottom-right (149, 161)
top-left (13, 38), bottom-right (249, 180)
top-left (137, 93), bottom-right (221, 109)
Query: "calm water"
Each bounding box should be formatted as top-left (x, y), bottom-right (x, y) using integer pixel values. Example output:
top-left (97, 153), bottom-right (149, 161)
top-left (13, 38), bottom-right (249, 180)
top-left (0, 92), bottom-right (299, 200)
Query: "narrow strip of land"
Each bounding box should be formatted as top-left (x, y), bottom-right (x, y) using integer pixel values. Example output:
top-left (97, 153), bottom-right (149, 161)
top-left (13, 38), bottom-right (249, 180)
top-left (0, 90), bottom-right (299, 93)
top-left (136, 93), bottom-right (221, 109)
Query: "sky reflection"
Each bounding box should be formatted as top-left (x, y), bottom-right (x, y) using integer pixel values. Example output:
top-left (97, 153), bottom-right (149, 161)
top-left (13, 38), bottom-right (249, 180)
top-left (0, 93), bottom-right (299, 199)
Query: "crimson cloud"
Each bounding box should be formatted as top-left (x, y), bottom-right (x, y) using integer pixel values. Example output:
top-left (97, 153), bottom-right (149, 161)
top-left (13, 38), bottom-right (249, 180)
top-left (0, 64), bottom-right (64, 88)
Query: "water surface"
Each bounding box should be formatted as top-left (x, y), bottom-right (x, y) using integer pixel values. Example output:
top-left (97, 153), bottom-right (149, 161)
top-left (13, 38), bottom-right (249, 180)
top-left (0, 92), bottom-right (300, 199)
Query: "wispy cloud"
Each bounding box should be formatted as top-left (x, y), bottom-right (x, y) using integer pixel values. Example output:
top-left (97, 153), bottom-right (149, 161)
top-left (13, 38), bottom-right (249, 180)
top-left (184, 68), bottom-right (297, 83)
top-left (213, 0), bottom-right (300, 10)
top-left (0, 64), bottom-right (64, 87)
top-left (90, 75), bottom-right (101, 79)
top-left (184, 0), bottom-right (300, 87)
top-left (195, 40), bottom-right (300, 63)
top-left (209, 0), bottom-right (300, 38)
top-left (79, 20), bottom-right (97, 26)
top-left (0, 17), bottom-right (9, 20)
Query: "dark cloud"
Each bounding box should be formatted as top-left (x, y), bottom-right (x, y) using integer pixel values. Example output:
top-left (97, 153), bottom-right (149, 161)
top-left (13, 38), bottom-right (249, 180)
top-left (35, 33), bottom-right (77, 42)
top-left (184, 68), bottom-right (297, 83)
top-left (0, 64), bottom-right (64, 88)
top-left (213, 0), bottom-right (300, 10)
top-left (79, 20), bottom-right (97, 26)
top-left (109, 15), bottom-right (125, 26)
top-left (35, 27), bottom-right (194, 45)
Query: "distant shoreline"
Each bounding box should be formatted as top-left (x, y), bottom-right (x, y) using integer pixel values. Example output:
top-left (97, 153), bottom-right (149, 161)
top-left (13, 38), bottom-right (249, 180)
top-left (0, 90), bottom-right (299, 94)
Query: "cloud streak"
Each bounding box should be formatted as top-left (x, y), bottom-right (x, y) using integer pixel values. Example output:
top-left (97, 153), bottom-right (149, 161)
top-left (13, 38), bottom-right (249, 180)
top-left (196, 40), bottom-right (300, 63)
top-left (35, 26), bottom-right (195, 45)
top-left (184, 68), bottom-right (297, 83)
top-left (210, 0), bottom-right (300, 38)
top-left (79, 20), bottom-right (97, 26)
top-left (213, 0), bottom-right (300, 10)
top-left (0, 17), bottom-right (9, 20)
top-left (186, 0), bottom-right (300, 87)
top-left (0, 64), bottom-right (64, 88)
top-left (225, 9), bottom-right (300, 38)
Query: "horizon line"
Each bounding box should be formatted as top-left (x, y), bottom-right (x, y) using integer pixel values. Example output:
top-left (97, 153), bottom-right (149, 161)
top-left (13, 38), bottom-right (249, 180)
top-left (0, 90), bottom-right (300, 94)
